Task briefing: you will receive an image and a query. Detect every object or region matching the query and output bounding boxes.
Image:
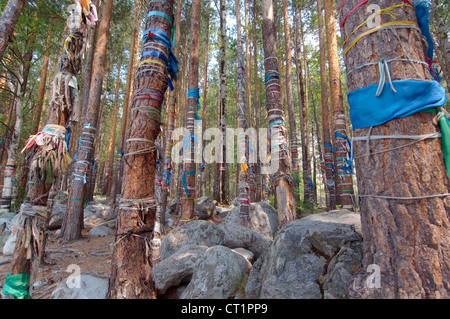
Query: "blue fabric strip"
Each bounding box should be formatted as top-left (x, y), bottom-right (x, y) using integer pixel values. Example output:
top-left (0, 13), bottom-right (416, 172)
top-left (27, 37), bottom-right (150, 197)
top-left (182, 171), bottom-right (196, 197)
top-left (141, 50), bottom-right (168, 65)
top-left (348, 80), bottom-right (447, 130)
top-left (188, 88), bottom-right (200, 110)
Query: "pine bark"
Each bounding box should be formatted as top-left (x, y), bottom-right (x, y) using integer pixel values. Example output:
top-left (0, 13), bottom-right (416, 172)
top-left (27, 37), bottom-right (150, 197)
top-left (235, 0), bottom-right (250, 227)
top-left (261, 0), bottom-right (296, 228)
top-left (108, 0), bottom-right (174, 298)
top-left (337, 0), bottom-right (450, 298)
top-left (0, 0), bottom-right (27, 60)
top-left (181, 0), bottom-right (201, 222)
top-left (281, 0), bottom-right (300, 200)
top-left (324, 0), bottom-right (354, 209)
top-left (215, 0), bottom-right (229, 204)
top-left (61, 0), bottom-right (115, 243)
top-left (105, 58), bottom-right (121, 196)
top-left (317, 0), bottom-right (335, 210)
top-left (200, 6), bottom-right (210, 198)
top-left (253, 0), bottom-right (262, 202)
top-left (430, 4), bottom-right (450, 93)
top-left (31, 33), bottom-right (52, 135)
top-left (158, 0), bottom-right (182, 222)
top-left (1, 33), bottom-right (35, 212)
top-left (109, 0), bottom-right (143, 205)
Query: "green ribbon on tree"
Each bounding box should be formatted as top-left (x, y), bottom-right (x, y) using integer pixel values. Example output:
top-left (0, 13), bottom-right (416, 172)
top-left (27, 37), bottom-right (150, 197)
top-left (2, 273), bottom-right (31, 299)
top-left (422, 108), bottom-right (450, 178)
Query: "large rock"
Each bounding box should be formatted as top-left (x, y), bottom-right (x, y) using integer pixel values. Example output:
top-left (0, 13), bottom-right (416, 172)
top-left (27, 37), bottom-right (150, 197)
top-left (246, 210), bottom-right (363, 299)
top-left (180, 245), bottom-right (249, 299)
top-left (194, 196), bottom-right (216, 220)
top-left (1, 205), bottom-right (39, 256)
top-left (160, 220), bottom-right (226, 260)
top-left (249, 202), bottom-right (278, 238)
top-left (89, 225), bottom-right (113, 237)
top-left (153, 244), bottom-right (208, 294)
top-left (222, 206), bottom-right (272, 258)
top-left (48, 203), bottom-right (67, 230)
top-left (84, 202), bottom-right (115, 227)
top-left (323, 240), bottom-right (364, 299)
top-left (0, 213), bottom-right (17, 234)
top-left (50, 275), bottom-right (108, 299)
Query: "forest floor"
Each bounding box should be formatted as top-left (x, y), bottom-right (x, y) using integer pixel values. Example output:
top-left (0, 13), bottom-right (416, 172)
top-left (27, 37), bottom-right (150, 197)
top-left (0, 227), bottom-right (115, 299)
top-left (0, 197), bottom-right (328, 299)
top-left (0, 198), bottom-right (231, 299)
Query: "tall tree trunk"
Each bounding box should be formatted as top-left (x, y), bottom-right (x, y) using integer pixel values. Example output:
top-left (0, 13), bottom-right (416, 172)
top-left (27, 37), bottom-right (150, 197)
top-left (61, 0), bottom-right (115, 243)
top-left (235, 0), bottom-right (251, 227)
top-left (298, 6), bottom-right (313, 210)
top-left (108, 0), bottom-right (176, 298)
top-left (292, 4), bottom-right (309, 209)
top-left (316, 0), bottom-right (335, 210)
top-left (430, 3), bottom-right (450, 94)
top-left (281, 0), bottom-right (300, 200)
top-left (261, 0), bottom-right (296, 228)
top-left (200, 5), bottom-right (210, 198)
top-left (337, 0), bottom-right (450, 298)
top-left (98, 60), bottom-right (112, 195)
top-left (31, 32), bottom-right (52, 135)
top-left (158, 0), bottom-right (182, 226)
top-left (181, 0), bottom-right (201, 222)
top-left (324, 0), bottom-right (354, 209)
top-left (218, 0), bottom-right (229, 204)
top-left (0, 0), bottom-right (27, 60)
top-left (0, 32), bottom-right (34, 212)
top-left (105, 58), bottom-right (121, 196)
top-left (253, 0), bottom-right (262, 202)
top-left (244, 0), bottom-right (256, 202)
top-left (4, 0), bottom-right (97, 298)
top-left (109, 0), bottom-right (143, 205)
top-left (310, 85), bottom-right (327, 207)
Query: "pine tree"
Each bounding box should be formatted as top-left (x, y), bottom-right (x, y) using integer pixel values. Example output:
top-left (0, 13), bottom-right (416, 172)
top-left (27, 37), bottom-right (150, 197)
top-left (261, 0), bottom-right (296, 228)
top-left (181, 0), bottom-right (201, 222)
top-left (108, 0), bottom-right (177, 298)
top-left (61, 0), bottom-right (115, 243)
top-left (0, 0), bottom-right (27, 60)
top-left (337, 0), bottom-right (450, 298)
top-left (324, 0), bottom-right (354, 209)
top-left (316, 0), bottom-right (335, 210)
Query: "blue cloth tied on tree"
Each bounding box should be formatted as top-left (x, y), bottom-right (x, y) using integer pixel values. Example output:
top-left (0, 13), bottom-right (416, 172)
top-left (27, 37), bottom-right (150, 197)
top-left (348, 79), bottom-right (447, 130)
top-left (142, 27), bottom-right (179, 90)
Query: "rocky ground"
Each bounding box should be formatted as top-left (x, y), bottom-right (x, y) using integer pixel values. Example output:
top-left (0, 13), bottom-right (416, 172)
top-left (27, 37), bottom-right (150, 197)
top-left (0, 194), bottom-right (364, 299)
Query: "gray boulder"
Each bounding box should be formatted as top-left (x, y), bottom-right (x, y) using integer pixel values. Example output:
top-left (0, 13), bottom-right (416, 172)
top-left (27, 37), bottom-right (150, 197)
top-left (180, 245), bottom-right (249, 299)
top-left (246, 210), bottom-right (363, 299)
top-left (51, 274), bottom-right (108, 299)
top-left (54, 190), bottom-right (69, 204)
top-left (153, 244), bottom-right (208, 294)
top-left (323, 240), bottom-right (363, 299)
top-left (0, 212), bottom-right (16, 234)
top-left (194, 196), bottom-right (216, 220)
top-left (160, 220), bottom-right (226, 260)
top-left (249, 202), bottom-right (278, 238)
top-left (48, 203), bottom-right (67, 230)
top-left (89, 225), bottom-right (113, 237)
top-left (222, 206), bottom-right (272, 259)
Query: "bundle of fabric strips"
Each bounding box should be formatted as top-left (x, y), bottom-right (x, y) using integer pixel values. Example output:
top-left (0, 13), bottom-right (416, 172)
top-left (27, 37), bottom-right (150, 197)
top-left (22, 124), bottom-right (72, 185)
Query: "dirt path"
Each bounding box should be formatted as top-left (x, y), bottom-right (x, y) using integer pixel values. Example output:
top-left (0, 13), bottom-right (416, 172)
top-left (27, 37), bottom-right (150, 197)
top-left (0, 228), bottom-right (115, 299)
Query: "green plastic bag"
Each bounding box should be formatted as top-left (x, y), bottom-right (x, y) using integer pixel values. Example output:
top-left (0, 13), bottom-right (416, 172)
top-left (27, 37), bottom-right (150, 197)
top-left (2, 273), bottom-right (31, 299)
